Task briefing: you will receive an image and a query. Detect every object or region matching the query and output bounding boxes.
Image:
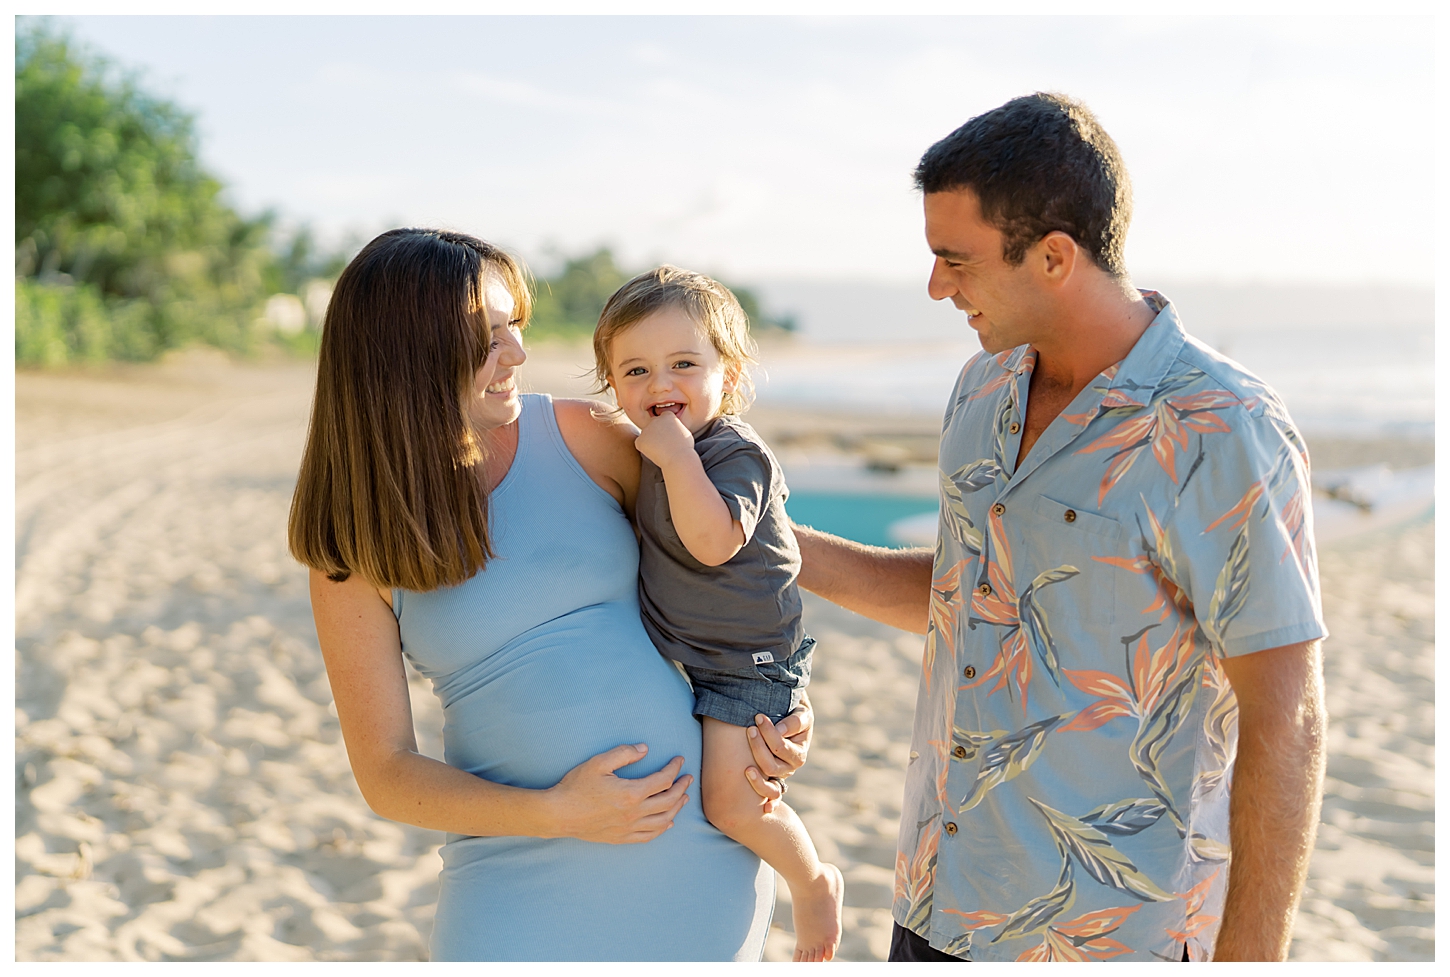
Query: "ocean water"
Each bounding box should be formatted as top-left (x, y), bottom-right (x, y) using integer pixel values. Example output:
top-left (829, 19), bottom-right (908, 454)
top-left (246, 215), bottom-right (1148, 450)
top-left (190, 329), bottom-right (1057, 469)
top-left (754, 318), bottom-right (1432, 434)
top-left (750, 282), bottom-right (1434, 439)
top-left (785, 491), bottom-right (939, 548)
top-left (786, 467), bottom-right (1437, 550)
top-left (754, 323), bottom-right (1432, 438)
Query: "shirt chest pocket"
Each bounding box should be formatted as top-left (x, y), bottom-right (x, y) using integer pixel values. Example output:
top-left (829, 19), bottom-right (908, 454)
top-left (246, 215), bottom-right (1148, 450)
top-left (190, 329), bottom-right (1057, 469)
top-left (1024, 494), bottom-right (1123, 543)
top-left (1006, 493), bottom-right (1128, 674)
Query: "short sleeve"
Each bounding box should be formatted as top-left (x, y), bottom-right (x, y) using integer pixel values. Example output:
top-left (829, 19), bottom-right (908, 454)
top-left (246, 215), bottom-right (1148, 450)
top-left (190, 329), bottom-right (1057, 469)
top-left (1163, 408), bottom-right (1328, 658)
top-left (699, 435), bottom-right (773, 544)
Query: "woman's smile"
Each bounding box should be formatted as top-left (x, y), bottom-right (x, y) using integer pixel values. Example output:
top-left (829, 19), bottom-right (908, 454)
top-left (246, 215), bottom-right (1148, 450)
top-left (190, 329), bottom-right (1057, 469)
top-left (468, 276), bottom-right (528, 431)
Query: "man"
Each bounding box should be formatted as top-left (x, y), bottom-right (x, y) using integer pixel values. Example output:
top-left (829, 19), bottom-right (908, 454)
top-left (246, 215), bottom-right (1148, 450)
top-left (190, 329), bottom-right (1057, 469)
top-left (794, 93), bottom-right (1327, 962)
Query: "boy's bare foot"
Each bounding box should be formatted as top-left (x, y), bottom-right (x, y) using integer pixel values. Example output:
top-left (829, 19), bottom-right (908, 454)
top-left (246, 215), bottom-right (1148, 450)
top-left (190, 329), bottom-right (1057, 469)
top-left (791, 862), bottom-right (845, 962)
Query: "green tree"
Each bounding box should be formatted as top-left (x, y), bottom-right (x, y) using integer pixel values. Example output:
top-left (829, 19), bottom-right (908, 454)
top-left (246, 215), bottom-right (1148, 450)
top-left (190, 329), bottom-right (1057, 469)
top-left (15, 21), bottom-right (296, 364)
top-left (527, 247), bottom-right (631, 338)
top-left (263, 223), bottom-right (353, 297)
top-left (526, 246), bottom-right (795, 339)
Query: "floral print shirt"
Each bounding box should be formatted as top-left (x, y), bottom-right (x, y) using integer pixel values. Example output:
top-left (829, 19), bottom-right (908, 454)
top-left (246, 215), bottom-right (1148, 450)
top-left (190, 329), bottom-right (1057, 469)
top-left (893, 292), bottom-right (1327, 961)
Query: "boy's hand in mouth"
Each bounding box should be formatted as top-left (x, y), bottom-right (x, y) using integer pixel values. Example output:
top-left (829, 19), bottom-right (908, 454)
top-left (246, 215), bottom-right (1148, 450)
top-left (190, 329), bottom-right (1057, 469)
top-left (634, 406), bottom-right (695, 470)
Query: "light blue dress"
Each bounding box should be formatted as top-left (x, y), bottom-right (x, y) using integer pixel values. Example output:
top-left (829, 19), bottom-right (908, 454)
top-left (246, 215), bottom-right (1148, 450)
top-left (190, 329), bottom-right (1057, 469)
top-left (393, 393), bottom-right (774, 961)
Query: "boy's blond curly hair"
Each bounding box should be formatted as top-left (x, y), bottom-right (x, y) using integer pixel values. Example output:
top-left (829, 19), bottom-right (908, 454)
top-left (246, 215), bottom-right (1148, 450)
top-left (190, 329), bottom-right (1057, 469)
top-left (592, 265), bottom-right (758, 416)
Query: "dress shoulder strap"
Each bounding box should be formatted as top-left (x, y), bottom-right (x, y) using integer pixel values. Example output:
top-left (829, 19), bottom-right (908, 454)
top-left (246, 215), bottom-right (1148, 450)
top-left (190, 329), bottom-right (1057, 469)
top-left (516, 393), bottom-right (620, 505)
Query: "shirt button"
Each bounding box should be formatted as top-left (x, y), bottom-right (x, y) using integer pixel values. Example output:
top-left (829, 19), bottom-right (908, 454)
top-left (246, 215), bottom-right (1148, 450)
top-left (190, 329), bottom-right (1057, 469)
top-left (1064, 509), bottom-right (1077, 523)
top-left (1008, 421), bottom-right (1021, 434)
top-left (991, 503), bottom-right (1005, 516)
top-left (945, 821), bottom-right (959, 836)
top-left (952, 745), bottom-right (968, 758)
top-left (977, 583), bottom-right (991, 597)
top-left (963, 665), bottom-right (976, 679)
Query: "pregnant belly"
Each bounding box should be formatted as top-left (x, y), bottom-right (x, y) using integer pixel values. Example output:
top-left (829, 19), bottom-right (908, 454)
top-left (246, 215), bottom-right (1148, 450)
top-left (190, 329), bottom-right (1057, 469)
top-left (426, 603), bottom-right (774, 961)
top-left (436, 602), bottom-right (703, 791)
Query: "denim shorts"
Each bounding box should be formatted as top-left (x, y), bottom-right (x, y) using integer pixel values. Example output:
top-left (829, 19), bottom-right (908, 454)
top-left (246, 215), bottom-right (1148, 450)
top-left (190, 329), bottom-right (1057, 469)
top-left (685, 635), bottom-right (815, 727)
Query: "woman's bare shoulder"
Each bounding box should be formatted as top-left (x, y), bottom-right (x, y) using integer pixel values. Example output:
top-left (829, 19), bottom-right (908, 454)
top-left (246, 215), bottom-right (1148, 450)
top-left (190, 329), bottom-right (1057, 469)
top-left (551, 398), bottom-right (640, 505)
top-left (307, 565), bottom-right (395, 612)
top-left (552, 397), bottom-right (636, 436)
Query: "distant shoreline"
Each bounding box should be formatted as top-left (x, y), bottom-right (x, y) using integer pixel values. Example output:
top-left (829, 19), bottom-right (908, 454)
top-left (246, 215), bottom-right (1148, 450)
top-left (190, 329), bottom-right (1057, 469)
top-left (18, 349), bottom-right (1433, 476)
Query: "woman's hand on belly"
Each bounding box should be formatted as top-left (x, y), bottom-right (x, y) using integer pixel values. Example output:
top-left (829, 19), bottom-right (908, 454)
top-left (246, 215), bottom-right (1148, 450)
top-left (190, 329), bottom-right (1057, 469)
top-left (313, 569), bottom-right (688, 843)
top-left (544, 744), bottom-right (692, 845)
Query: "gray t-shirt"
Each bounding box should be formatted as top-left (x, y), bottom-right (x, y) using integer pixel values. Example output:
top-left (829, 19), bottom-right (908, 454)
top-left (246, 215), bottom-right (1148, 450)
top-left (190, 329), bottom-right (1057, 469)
top-left (635, 415), bottom-right (804, 672)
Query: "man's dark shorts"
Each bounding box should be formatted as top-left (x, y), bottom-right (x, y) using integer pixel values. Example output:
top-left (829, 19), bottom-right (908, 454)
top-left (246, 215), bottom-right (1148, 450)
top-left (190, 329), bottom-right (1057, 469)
top-left (889, 923), bottom-right (967, 962)
top-left (888, 922), bottom-right (1191, 961)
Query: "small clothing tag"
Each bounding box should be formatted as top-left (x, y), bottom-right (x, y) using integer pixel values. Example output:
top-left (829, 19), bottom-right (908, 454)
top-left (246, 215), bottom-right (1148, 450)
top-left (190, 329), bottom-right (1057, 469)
top-left (752, 652), bottom-right (775, 665)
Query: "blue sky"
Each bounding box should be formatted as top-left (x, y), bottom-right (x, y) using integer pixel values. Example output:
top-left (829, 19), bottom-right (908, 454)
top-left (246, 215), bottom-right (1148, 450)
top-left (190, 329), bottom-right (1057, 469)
top-left (40, 14), bottom-right (1435, 286)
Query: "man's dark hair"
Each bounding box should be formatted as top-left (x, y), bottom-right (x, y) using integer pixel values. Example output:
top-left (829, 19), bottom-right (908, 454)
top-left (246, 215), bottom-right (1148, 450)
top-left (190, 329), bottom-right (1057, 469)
top-left (914, 92), bottom-right (1132, 278)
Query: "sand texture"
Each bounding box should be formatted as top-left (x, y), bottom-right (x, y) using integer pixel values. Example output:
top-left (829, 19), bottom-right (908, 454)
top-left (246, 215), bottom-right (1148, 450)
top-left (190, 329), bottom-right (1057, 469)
top-left (14, 353), bottom-right (1434, 961)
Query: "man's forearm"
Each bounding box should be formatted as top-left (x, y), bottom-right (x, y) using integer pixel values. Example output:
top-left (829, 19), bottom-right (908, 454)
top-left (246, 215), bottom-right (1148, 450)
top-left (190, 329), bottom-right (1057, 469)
top-left (793, 523), bottom-right (932, 633)
top-left (1214, 642), bottom-right (1327, 960)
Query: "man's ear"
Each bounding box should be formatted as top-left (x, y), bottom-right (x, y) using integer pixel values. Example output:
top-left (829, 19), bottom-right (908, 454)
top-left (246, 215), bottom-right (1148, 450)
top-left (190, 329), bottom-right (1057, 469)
top-left (1037, 230), bottom-right (1079, 285)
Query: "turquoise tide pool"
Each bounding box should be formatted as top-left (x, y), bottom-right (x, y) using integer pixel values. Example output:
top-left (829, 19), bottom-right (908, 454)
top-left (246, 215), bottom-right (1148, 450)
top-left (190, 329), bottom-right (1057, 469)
top-left (784, 491), bottom-right (939, 549)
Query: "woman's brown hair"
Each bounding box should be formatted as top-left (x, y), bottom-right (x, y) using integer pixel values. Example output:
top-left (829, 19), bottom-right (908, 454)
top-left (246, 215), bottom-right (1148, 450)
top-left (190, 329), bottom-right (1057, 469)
top-left (287, 228), bottom-right (532, 591)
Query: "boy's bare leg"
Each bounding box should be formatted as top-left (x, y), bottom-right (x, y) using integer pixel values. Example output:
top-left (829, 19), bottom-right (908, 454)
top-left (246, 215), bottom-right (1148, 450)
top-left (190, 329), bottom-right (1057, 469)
top-left (700, 716), bottom-right (845, 962)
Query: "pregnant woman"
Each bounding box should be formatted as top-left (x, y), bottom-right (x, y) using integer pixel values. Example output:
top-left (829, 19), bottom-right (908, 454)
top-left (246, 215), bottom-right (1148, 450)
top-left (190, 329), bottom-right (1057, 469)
top-left (287, 228), bottom-right (812, 961)
top-left (279, 224), bottom-right (817, 956)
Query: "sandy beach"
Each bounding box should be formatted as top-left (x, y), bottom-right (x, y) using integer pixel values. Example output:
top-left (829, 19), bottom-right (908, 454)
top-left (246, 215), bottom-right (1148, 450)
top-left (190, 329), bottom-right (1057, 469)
top-left (14, 346), bottom-right (1434, 961)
